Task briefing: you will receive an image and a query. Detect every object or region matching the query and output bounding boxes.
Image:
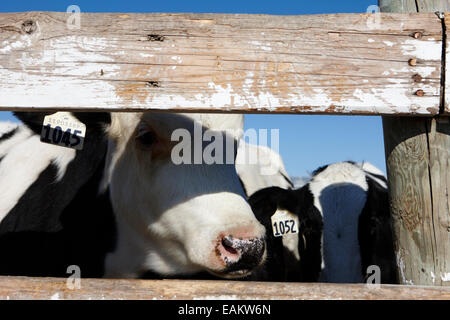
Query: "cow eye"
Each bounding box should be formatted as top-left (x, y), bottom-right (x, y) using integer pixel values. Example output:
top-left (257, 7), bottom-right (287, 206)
top-left (136, 130), bottom-right (157, 147)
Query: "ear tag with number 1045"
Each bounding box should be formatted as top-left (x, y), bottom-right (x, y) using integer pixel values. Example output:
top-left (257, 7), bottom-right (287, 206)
top-left (271, 209), bottom-right (299, 237)
top-left (40, 112), bottom-right (86, 150)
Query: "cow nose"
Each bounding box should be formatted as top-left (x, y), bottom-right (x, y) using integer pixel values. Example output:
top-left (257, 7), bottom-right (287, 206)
top-left (218, 235), bottom-right (265, 274)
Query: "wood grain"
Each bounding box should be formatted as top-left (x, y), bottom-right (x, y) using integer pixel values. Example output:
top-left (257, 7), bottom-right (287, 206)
top-left (381, 0), bottom-right (450, 287)
top-left (0, 276), bottom-right (449, 300)
top-left (445, 12), bottom-right (450, 114)
top-left (383, 117), bottom-right (437, 285)
top-left (427, 117), bottom-right (450, 285)
top-left (0, 11), bottom-right (443, 115)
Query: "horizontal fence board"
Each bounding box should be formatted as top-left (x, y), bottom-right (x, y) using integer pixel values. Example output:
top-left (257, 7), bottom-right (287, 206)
top-left (0, 12), bottom-right (444, 115)
top-left (0, 276), bottom-right (450, 300)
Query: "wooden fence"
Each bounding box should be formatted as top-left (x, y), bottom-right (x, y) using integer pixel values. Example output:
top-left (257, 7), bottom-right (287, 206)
top-left (0, 11), bottom-right (448, 115)
top-left (0, 276), bottom-right (449, 300)
top-left (0, 0), bottom-right (449, 299)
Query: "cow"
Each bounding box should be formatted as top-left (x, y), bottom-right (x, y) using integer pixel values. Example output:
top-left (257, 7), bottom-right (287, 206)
top-left (0, 112), bottom-right (266, 279)
top-left (248, 161), bottom-right (397, 284)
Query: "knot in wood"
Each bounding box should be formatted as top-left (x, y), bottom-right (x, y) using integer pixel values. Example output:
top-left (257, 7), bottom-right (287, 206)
top-left (147, 34), bottom-right (165, 41)
top-left (146, 81), bottom-right (160, 87)
top-left (21, 20), bottom-right (37, 34)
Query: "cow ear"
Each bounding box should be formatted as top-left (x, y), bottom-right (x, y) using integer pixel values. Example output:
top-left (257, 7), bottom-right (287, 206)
top-left (13, 112), bottom-right (54, 135)
top-left (14, 112), bottom-right (111, 135)
top-left (248, 187), bottom-right (287, 216)
top-left (248, 186), bottom-right (298, 224)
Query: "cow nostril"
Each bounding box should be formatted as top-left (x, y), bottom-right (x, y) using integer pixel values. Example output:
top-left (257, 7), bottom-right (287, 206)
top-left (221, 236), bottom-right (238, 255)
top-left (219, 236), bottom-right (265, 275)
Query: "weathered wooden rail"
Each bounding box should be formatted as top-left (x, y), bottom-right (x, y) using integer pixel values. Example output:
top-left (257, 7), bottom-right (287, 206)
top-left (0, 0), bottom-right (449, 299)
top-left (0, 11), bottom-right (448, 115)
top-left (0, 276), bottom-right (449, 300)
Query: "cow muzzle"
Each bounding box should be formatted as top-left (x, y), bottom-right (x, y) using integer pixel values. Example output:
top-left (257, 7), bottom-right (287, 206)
top-left (212, 235), bottom-right (266, 278)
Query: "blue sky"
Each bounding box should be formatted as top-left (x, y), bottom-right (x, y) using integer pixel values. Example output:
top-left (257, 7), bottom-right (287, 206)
top-left (0, 0), bottom-right (385, 178)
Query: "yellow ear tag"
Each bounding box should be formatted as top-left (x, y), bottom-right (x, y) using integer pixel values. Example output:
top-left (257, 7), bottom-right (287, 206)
top-left (270, 209), bottom-right (299, 237)
top-left (41, 112), bottom-right (86, 150)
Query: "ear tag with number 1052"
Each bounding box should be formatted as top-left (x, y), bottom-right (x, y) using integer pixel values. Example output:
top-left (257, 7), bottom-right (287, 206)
top-left (271, 209), bottom-right (299, 237)
top-left (41, 112), bottom-right (86, 150)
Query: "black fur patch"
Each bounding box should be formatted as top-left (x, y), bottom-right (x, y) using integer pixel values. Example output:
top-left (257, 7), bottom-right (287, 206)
top-left (0, 116), bottom-right (116, 277)
top-left (358, 176), bottom-right (397, 284)
top-left (248, 186), bottom-right (323, 282)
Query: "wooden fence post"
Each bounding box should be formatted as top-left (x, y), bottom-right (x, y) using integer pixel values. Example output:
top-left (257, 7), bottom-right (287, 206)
top-left (381, 0), bottom-right (450, 286)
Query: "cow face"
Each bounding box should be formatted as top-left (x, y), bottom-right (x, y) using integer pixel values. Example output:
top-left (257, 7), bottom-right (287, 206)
top-left (102, 113), bottom-right (266, 278)
top-left (248, 186), bottom-right (323, 282)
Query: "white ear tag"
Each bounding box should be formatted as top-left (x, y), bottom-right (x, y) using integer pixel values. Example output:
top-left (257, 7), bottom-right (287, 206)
top-left (41, 112), bottom-right (86, 150)
top-left (271, 209), bottom-right (299, 237)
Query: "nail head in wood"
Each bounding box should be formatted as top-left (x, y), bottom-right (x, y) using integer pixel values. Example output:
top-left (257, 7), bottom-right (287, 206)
top-left (413, 31), bottom-right (423, 39)
top-left (415, 89), bottom-right (425, 97)
top-left (408, 58), bottom-right (417, 66)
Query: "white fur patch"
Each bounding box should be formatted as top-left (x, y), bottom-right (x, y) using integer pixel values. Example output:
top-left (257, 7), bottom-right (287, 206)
top-left (309, 162), bottom-right (368, 283)
top-left (0, 133), bottom-right (76, 223)
top-left (282, 232), bottom-right (300, 262)
top-left (359, 162), bottom-right (388, 189)
top-left (0, 122), bottom-right (18, 135)
top-left (0, 123), bottom-right (32, 159)
top-left (236, 142), bottom-right (292, 196)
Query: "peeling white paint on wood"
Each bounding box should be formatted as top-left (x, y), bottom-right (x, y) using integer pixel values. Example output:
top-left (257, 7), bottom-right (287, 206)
top-left (0, 35), bottom-right (32, 54)
top-left (50, 293), bottom-right (61, 300)
top-left (416, 66), bottom-right (438, 77)
top-left (401, 39), bottom-right (442, 61)
top-left (0, 12), bottom-right (443, 115)
top-left (396, 250), bottom-right (415, 285)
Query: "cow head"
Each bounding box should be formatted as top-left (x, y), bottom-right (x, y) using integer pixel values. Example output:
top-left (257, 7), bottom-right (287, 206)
top-left (14, 112), bottom-right (266, 279)
top-left (102, 113), bottom-right (266, 278)
top-left (248, 186), bottom-right (323, 282)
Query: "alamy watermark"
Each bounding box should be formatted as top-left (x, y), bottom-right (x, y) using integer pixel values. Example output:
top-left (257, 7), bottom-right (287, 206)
top-left (66, 265), bottom-right (81, 290)
top-left (366, 265), bottom-right (381, 289)
top-left (366, 4), bottom-right (384, 30)
top-left (170, 123), bottom-right (280, 176)
top-left (66, 5), bottom-right (81, 30)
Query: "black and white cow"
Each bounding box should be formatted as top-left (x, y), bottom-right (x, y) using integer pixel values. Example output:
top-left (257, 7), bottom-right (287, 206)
top-left (248, 161), bottom-right (397, 283)
top-left (0, 112), bottom-right (266, 279)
